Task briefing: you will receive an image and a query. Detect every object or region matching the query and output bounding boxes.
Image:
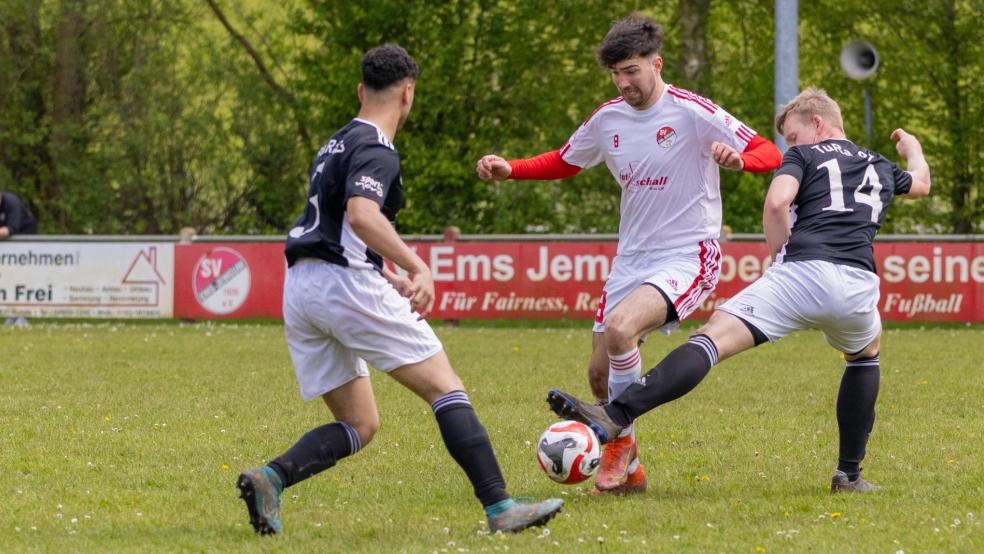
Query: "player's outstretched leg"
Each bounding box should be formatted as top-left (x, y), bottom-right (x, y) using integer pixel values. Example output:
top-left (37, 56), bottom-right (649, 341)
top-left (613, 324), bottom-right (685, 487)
top-left (546, 389), bottom-right (623, 444)
top-left (237, 467), bottom-right (284, 535)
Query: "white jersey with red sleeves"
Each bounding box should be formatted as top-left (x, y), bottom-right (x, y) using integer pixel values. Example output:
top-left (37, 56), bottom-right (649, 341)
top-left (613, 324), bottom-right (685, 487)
top-left (560, 84), bottom-right (755, 254)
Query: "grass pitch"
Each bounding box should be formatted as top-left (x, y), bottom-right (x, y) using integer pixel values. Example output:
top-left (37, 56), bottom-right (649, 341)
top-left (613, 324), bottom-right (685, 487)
top-left (2, 321), bottom-right (982, 553)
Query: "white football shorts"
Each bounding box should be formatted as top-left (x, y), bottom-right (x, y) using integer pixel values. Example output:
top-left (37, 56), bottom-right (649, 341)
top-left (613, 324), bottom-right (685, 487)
top-left (594, 239), bottom-right (721, 335)
top-left (283, 259), bottom-right (443, 400)
top-left (718, 259), bottom-right (881, 354)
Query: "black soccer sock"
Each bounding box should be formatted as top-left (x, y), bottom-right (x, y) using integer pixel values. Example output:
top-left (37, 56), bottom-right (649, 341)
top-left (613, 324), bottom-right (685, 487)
top-left (432, 391), bottom-right (510, 508)
top-left (836, 356), bottom-right (880, 479)
top-left (268, 421), bottom-right (362, 488)
top-left (606, 334), bottom-right (718, 425)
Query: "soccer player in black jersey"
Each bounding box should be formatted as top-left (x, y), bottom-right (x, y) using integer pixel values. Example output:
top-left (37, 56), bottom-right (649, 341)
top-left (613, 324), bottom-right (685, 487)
top-left (236, 44), bottom-right (562, 535)
top-left (547, 87), bottom-right (931, 493)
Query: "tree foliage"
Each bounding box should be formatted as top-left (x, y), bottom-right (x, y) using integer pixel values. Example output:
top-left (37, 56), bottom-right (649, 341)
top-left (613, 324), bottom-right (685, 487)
top-left (0, 0), bottom-right (980, 235)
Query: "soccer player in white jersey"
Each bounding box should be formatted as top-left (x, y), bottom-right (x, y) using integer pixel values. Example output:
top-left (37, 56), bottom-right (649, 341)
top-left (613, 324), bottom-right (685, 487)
top-left (476, 14), bottom-right (781, 494)
top-left (236, 44), bottom-right (563, 536)
top-left (547, 88), bottom-right (931, 493)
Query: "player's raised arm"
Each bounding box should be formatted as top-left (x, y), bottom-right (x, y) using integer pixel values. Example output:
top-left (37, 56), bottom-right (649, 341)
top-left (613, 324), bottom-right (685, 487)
top-left (891, 128), bottom-right (932, 198)
top-left (762, 174), bottom-right (800, 261)
top-left (476, 150), bottom-right (582, 181)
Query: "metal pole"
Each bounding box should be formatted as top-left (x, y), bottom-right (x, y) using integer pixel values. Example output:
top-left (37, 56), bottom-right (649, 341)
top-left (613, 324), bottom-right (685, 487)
top-left (864, 87), bottom-right (873, 145)
top-left (774, 0), bottom-right (799, 151)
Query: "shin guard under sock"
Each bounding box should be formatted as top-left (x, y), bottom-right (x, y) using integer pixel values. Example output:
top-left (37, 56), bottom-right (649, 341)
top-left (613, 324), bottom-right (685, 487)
top-left (607, 334), bottom-right (717, 425)
top-left (432, 391), bottom-right (510, 507)
top-left (837, 357), bottom-right (880, 479)
top-left (268, 421), bottom-right (361, 488)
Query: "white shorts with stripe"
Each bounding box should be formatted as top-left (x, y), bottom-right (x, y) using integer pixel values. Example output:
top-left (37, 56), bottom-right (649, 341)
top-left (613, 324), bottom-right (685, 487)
top-left (718, 259), bottom-right (881, 354)
top-left (283, 259), bottom-right (443, 401)
top-left (593, 240), bottom-right (721, 334)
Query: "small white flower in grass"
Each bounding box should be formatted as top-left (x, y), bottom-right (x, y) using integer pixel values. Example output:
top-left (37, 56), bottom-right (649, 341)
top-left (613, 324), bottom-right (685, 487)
top-left (443, 527), bottom-right (450, 534)
top-left (31, 526), bottom-right (37, 531)
top-left (70, 517), bottom-right (77, 524)
top-left (672, 535), bottom-right (680, 540)
top-left (15, 528), bottom-right (20, 532)
top-left (56, 513), bottom-right (63, 519)
top-left (934, 528), bottom-right (940, 533)
top-left (538, 528), bottom-right (551, 538)
top-left (136, 512), bottom-right (142, 517)
top-left (602, 523), bottom-right (608, 529)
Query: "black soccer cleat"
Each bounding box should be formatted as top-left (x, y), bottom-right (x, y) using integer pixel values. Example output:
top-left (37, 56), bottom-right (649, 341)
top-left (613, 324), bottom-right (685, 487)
top-left (237, 467), bottom-right (283, 535)
top-left (830, 470), bottom-right (879, 493)
top-left (546, 389), bottom-right (621, 445)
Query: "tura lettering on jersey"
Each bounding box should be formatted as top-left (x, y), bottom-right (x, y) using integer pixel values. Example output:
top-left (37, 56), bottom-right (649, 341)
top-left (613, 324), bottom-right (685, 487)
top-left (775, 138), bottom-right (913, 273)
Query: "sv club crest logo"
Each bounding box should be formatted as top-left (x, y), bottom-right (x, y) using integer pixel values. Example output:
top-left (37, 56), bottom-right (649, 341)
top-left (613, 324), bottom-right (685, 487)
top-left (656, 126), bottom-right (677, 148)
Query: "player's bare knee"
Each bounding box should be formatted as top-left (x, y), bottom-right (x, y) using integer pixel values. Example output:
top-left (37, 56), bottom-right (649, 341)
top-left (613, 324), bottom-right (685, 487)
top-left (603, 318), bottom-right (636, 354)
top-left (343, 414), bottom-right (379, 446)
top-left (846, 335), bottom-right (880, 361)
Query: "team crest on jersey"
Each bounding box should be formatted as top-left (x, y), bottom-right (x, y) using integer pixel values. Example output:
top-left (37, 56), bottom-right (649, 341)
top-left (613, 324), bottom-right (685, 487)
top-left (656, 126), bottom-right (677, 148)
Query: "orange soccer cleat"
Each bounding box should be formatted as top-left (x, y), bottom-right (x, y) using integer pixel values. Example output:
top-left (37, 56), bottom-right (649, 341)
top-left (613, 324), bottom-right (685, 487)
top-left (592, 433), bottom-right (643, 492)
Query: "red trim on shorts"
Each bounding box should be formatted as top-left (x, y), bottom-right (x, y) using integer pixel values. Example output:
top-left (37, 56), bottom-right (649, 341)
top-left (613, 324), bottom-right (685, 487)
top-left (674, 240), bottom-right (722, 318)
top-left (594, 291), bottom-right (608, 324)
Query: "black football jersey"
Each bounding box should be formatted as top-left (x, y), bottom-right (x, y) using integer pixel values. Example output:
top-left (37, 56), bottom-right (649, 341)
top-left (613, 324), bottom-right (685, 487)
top-left (775, 138), bottom-right (912, 273)
top-left (285, 118), bottom-right (404, 271)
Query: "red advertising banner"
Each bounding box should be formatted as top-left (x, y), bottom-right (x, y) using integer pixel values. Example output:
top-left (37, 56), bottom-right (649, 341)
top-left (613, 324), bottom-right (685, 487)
top-left (174, 243), bottom-right (284, 319)
top-left (171, 241), bottom-right (984, 322)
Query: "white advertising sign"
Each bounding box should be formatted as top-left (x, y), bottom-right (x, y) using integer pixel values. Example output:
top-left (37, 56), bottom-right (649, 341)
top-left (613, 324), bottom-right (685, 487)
top-left (0, 242), bottom-right (174, 318)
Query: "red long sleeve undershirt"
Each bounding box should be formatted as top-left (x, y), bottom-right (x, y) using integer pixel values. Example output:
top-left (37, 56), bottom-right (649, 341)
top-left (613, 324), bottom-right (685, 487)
top-left (740, 134), bottom-right (783, 173)
top-left (508, 150), bottom-right (582, 180)
top-left (507, 134), bottom-right (781, 180)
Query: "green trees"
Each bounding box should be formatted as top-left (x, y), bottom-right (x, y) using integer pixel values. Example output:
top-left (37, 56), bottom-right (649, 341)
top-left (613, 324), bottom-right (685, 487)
top-left (0, 0), bottom-right (980, 235)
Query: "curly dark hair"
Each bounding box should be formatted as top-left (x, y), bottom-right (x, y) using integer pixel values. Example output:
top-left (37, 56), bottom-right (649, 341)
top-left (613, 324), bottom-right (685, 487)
top-left (361, 44), bottom-right (420, 91)
top-left (596, 14), bottom-right (663, 67)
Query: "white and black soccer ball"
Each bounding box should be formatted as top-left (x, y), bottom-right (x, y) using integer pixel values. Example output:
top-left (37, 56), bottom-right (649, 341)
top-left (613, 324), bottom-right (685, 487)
top-left (536, 420), bottom-right (601, 484)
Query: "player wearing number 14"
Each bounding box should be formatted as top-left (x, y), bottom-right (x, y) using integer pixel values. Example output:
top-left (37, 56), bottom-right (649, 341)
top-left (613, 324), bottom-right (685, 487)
top-left (547, 88), bottom-right (931, 493)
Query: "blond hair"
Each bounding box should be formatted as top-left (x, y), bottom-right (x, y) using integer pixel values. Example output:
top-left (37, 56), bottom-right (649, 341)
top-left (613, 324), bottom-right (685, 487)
top-left (775, 87), bottom-right (844, 135)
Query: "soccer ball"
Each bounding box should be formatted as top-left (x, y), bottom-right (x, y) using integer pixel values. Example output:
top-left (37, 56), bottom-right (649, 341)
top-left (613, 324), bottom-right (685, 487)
top-left (536, 420), bottom-right (601, 484)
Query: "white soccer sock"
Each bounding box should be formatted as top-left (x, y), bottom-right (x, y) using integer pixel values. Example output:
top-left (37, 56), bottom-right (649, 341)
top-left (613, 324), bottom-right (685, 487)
top-left (608, 347), bottom-right (642, 439)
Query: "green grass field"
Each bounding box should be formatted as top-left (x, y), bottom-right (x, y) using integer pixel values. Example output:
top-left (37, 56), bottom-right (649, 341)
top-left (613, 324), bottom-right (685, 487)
top-left (2, 321), bottom-right (982, 553)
